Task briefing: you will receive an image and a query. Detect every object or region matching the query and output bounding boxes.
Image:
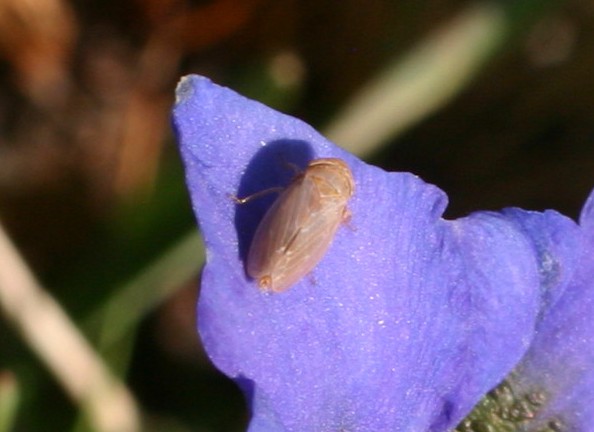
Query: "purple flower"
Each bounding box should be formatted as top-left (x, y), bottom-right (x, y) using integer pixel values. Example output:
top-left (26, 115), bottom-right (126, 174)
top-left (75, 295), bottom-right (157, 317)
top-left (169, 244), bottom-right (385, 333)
top-left (172, 75), bottom-right (593, 431)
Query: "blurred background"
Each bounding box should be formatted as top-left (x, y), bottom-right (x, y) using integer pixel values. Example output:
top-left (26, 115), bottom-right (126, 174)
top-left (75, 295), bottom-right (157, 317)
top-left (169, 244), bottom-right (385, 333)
top-left (0, 0), bottom-right (593, 431)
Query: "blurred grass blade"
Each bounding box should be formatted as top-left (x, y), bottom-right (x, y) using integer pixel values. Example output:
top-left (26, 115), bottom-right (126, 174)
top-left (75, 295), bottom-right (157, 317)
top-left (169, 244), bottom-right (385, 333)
top-left (0, 372), bottom-right (19, 432)
top-left (93, 231), bottom-right (204, 352)
top-left (0, 221), bottom-right (140, 432)
top-left (325, 2), bottom-right (508, 156)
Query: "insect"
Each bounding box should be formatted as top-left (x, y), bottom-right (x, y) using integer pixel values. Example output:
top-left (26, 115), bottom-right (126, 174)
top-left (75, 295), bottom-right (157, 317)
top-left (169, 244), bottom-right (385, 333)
top-left (235, 158), bottom-right (355, 293)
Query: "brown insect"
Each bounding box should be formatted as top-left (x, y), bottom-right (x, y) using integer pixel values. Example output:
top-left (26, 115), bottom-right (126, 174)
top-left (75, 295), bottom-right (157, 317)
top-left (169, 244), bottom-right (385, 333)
top-left (235, 158), bottom-right (355, 293)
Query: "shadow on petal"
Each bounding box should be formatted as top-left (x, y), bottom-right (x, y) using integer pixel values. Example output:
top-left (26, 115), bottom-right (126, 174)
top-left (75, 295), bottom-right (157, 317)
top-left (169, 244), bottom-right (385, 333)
top-left (234, 139), bottom-right (313, 264)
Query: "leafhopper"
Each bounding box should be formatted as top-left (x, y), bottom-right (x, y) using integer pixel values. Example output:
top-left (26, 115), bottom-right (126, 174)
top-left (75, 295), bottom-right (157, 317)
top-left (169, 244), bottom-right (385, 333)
top-left (238, 158), bottom-right (354, 293)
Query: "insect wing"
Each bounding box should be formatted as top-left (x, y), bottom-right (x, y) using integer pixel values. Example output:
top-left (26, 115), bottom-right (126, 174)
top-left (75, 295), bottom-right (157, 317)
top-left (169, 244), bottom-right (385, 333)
top-left (247, 171), bottom-right (348, 292)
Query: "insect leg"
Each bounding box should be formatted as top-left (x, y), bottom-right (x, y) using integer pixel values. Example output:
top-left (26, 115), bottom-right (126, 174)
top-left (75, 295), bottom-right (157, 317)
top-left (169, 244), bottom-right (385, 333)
top-left (230, 187), bottom-right (284, 204)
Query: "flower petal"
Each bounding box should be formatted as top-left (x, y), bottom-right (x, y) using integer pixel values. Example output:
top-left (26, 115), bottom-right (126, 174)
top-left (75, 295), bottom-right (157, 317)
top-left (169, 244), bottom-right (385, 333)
top-left (487, 190), bottom-right (594, 430)
top-left (173, 75), bottom-right (584, 431)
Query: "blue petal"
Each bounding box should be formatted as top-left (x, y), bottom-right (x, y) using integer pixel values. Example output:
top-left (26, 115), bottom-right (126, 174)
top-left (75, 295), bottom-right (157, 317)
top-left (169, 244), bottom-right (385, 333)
top-left (499, 190), bottom-right (594, 430)
top-left (173, 75), bottom-right (584, 431)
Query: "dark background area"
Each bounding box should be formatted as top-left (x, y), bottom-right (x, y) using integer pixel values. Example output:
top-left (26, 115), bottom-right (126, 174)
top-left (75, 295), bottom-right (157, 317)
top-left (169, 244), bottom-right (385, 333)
top-left (0, 0), bottom-right (592, 431)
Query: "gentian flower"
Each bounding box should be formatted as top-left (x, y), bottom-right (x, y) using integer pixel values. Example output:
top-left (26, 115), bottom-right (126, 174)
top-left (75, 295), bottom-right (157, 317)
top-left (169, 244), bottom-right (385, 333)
top-left (172, 75), bottom-right (594, 432)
